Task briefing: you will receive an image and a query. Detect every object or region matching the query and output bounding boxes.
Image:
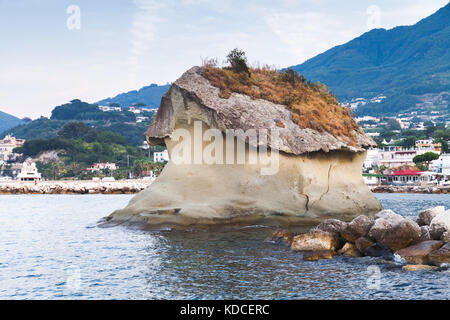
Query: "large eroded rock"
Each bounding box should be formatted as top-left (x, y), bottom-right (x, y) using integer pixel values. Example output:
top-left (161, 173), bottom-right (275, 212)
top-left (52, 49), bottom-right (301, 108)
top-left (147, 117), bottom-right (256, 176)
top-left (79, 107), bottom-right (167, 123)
top-left (106, 67), bottom-right (382, 227)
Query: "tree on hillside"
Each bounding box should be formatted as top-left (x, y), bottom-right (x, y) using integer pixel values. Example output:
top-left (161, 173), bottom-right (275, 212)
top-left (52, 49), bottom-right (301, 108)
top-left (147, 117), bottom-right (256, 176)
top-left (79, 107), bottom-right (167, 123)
top-left (226, 48), bottom-right (250, 75)
top-left (413, 152), bottom-right (439, 170)
top-left (386, 119), bottom-right (401, 131)
top-left (57, 122), bottom-right (96, 141)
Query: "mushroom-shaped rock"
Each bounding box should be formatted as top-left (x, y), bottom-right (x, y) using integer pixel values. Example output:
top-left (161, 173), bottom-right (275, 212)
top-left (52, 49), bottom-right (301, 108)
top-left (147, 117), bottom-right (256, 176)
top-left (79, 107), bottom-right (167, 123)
top-left (106, 66), bottom-right (382, 227)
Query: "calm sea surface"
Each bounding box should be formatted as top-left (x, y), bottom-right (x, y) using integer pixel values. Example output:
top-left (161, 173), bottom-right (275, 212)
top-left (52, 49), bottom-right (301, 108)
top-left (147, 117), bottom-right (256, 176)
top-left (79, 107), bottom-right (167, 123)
top-left (0, 193), bottom-right (449, 300)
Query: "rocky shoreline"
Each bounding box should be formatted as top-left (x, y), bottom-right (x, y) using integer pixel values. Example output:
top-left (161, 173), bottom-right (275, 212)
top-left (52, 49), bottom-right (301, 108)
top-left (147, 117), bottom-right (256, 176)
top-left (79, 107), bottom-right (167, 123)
top-left (370, 185), bottom-right (450, 194)
top-left (266, 206), bottom-right (450, 271)
top-left (0, 180), bottom-right (153, 194)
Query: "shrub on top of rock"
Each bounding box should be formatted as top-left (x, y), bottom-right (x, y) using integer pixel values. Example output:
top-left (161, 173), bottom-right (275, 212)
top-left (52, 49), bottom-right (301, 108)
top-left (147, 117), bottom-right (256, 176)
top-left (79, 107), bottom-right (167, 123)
top-left (226, 48), bottom-right (250, 76)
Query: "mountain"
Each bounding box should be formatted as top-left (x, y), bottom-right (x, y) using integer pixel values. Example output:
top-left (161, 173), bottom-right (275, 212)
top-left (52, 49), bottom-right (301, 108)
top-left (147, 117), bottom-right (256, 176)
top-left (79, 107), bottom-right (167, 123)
top-left (96, 83), bottom-right (170, 108)
top-left (290, 3), bottom-right (450, 116)
top-left (0, 110), bottom-right (24, 133)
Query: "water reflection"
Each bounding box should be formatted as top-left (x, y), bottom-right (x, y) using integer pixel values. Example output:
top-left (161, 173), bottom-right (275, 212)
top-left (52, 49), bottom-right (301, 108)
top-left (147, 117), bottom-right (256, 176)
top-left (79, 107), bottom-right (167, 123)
top-left (0, 194), bottom-right (449, 299)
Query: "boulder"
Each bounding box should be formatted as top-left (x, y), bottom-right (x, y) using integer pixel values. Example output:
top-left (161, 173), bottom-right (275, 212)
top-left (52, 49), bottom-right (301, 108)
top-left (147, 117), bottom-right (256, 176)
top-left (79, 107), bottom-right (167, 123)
top-left (341, 215), bottom-right (373, 243)
top-left (363, 243), bottom-right (394, 260)
top-left (417, 206), bottom-right (445, 226)
top-left (355, 237), bottom-right (374, 252)
top-left (395, 240), bottom-right (444, 265)
top-left (291, 230), bottom-right (339, 252)
top-left (402, 264), bottom-right (438, 271)
top-left (418, 226), bottom-right (432, 242)
top-left (312, 219), bottom-right (347, 236)
top-left (373, 209), bottom-right (404, 223)
top-left (105, 66), bottom-right (382, 227)
top-left (442, 231), bottom-right (450, 242)
top-left (429, 210), bottom-right (450, 240)
top-left (337, 242), bottom-right (362, 257)
top-left (368, 212), bottom-right (421, 251)
top-left (265, 229), bottom-right (293, 246)
top-left (303, 250), bottom-right (336, 261)
top-left (427, 243), bottom-right (450, 266)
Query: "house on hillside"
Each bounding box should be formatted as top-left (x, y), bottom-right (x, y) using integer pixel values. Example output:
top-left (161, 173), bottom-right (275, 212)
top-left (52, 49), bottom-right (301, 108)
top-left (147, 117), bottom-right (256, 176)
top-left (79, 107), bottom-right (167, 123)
top-left (153, 150), bottom-right (169, 163)
top-left (0, 135), bottom-right (25, 162)
top-left (87, 162), bottom-right (118, 172)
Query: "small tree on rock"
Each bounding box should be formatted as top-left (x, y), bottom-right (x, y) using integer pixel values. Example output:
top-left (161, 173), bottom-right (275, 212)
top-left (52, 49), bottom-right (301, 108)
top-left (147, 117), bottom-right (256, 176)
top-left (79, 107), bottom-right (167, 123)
top-left (226, 48), bottom-right (250, 75)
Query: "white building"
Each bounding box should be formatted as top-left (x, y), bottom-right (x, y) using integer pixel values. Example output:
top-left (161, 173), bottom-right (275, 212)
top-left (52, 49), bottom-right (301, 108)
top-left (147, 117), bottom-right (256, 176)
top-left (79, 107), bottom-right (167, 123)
top-left (363, 149), bottom-right (379, 169)
top-left (0, 135), bottom-right (25, 162)
top-left (378, 146), bottom-right (440, 168)
top-left (431, 154), bottom-right (450, 176)
top-left (87, 162), bottom-right (118, 172)
top-left (136, 116), bottom-right (149, 123)
top-left (153, 150), bottom-right (169, 163)
top-left (17, 159), bottom-right (42, 182)
top-left (98, 105), bottom-right (121, 112)
top-left (128, 106), bottom-right (142, 114)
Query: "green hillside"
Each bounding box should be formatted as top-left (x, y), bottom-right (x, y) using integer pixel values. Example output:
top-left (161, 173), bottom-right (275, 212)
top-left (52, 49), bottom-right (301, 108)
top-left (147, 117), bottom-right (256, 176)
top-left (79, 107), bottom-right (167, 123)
top-left (1, 100), bottom-right (152, 146)
top-left (290, 3), bottom-right (450, 116)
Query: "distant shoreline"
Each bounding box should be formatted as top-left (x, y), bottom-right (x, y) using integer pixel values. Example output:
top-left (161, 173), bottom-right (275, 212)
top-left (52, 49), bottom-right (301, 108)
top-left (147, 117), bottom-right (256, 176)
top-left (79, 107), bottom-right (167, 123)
top-left (370, 185), bottom-right (450, 194)
top-left (1, 180), bottom-right (449, 195)
top-left (0, 180), bottom-right (153, 195)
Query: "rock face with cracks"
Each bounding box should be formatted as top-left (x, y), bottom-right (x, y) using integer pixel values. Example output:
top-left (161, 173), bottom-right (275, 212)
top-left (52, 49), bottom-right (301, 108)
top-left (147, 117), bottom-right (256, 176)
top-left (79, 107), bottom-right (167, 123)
top-left (106, 66), bottom-right (382, 228)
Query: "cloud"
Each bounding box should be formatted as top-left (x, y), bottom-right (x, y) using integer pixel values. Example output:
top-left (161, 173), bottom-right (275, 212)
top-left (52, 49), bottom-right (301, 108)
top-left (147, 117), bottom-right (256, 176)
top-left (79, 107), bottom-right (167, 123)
top-left (127, 0), bottom-right (164, 88)
top-left (264, 11), bottom-right (359, 63)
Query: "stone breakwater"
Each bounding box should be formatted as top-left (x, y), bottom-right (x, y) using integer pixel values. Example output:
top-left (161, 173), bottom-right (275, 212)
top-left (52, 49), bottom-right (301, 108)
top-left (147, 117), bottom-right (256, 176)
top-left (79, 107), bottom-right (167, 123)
top-left (0, 180), bottom-right (154, 194)
top-left (371, 185), bottom-right (450, 194)
top-left (266, 206), bottom-right (450, 271)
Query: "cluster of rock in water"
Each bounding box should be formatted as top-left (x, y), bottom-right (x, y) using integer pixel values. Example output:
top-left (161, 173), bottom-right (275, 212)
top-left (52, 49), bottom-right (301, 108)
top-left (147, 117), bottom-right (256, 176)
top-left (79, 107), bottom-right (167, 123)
top-left (371, 185), bottom-right (450, 194)
top-left (0, 181), bottom-right (153, 194)
top-left (266, 206), bottom-right (450, 271)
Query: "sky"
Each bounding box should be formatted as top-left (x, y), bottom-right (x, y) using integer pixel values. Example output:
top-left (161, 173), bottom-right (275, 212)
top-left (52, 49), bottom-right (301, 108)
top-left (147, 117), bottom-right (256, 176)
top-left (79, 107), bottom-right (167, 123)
top-left (0, 0), bottom-right (448, 119)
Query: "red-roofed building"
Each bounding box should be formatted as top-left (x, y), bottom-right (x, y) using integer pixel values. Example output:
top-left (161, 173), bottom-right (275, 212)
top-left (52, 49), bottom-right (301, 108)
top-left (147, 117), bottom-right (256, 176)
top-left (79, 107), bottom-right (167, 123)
top-left (384, 169), bottom-right (423, 184)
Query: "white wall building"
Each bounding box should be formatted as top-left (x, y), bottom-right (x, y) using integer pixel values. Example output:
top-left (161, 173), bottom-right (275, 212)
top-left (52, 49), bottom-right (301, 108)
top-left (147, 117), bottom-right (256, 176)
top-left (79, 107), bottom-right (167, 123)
top-left (136, 116), bottom-right (149, 123)
top-left (0, 135), bottom-right (25, 162)
top-left (87, 162), bottom-right (118, 172)
top-left (363, 146), bottom-right (442, 169)
top-left (378, 146), bottom-right (440, 168)
top-left (431, 154), bottom-right (450, 176)
top-left (98, 105), bottom-right (121, 112)
top-left (17, 159), bottom-right (42, 181)
top-left (153, 150), bottom-right (169, 163)
top-left (363, 149), bottom-right (379, 169)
